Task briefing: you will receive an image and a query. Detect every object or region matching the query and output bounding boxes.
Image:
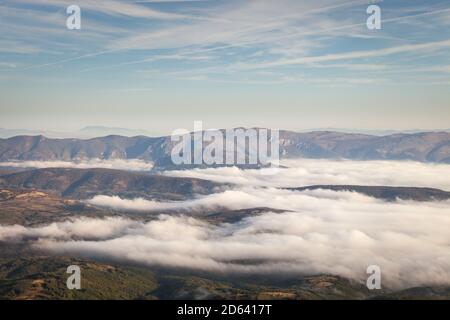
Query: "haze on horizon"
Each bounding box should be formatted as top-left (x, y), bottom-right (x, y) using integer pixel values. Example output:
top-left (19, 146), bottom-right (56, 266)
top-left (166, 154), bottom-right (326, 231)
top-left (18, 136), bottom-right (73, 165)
top-left (1, 0), bottom-right (450, 135)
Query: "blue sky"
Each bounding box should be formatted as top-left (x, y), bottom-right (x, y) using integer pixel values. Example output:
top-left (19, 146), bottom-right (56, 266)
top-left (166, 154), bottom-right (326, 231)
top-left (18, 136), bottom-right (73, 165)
top-left (0, 0), bottom-right (449, 135)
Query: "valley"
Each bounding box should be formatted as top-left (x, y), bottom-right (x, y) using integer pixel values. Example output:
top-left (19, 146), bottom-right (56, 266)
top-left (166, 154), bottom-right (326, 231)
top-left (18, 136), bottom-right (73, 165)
top-left (1, 162), bottom-right (450, 300)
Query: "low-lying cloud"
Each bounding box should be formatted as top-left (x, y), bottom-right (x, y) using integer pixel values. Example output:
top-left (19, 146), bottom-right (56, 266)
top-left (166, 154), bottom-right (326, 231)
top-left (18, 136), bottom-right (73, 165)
top-left (3, 187), bottom-right (450, 289)
top-left (87, 188), bottom-right (272, 212)
top-left (164, 159), bottom-right (450, 190)
top-left (2, 159), bottom-right (450, 289)
top-left (0, 159), bottom-right (153, 171)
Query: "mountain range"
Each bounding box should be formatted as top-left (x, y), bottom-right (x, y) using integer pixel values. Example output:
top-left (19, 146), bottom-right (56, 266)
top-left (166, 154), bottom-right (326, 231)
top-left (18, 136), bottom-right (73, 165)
top-left (2, 127), bottom-right (450, 139)
top-left (0, 130), bottom-right (449, 170)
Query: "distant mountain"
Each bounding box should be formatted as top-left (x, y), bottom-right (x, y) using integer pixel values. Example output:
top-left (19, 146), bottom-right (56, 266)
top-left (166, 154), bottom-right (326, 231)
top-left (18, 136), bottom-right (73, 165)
top-left (0, 168), bottom-right (221, 200)
top-left (77, 126), bottom-right (152, 138)
top-left (303, 128), bottom-right (450, 136)
top-left (0, 135), bottom-right (169, 164)
top-left (288, 185), bottom-right (450, 202)
top-left (279, 131), bottom-right (450, 163)
top-left (0, 130), bottom-right (449, 169)
top-left (0, 127), bottom-right (153, 139)
top-left (0, 128), bottom-right (57, 139)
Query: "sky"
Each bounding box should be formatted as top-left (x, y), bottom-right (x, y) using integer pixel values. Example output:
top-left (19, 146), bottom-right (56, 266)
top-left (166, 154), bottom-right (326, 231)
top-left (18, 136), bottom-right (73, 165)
top-left (0, 0), bottom-right (449, 135)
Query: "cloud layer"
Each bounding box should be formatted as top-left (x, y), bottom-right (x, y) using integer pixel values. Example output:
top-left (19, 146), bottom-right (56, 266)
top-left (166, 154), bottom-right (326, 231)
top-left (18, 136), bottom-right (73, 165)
top-left (3, 186), bottom-right (450, 289)
top-left (1, 160), bottom-right (450, 289)
top-left (0, 159), bottom-right (153, 171)
top-left (165, 159), bottom-right (450, 190)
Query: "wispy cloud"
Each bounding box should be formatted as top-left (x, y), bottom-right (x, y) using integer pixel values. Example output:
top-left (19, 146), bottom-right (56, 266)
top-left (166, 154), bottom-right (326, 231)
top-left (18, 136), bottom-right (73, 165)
top-left (5, 0), bottom-right (450, 84)
top-left (2, 0), bottom-right (450, 132)
top-left (237, 39), bottom-right (450, 70)
top-left (12, 0), bottom-right (188, 19)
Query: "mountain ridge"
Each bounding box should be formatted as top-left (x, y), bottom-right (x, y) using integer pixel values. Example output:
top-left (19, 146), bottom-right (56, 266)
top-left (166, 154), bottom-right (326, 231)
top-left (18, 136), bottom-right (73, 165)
top-left (1, 130), bottom-right (449, 168)
top-left (0, 167), bottom-right (221, 200)
top-left (288, 185), bottom-right (450, 201)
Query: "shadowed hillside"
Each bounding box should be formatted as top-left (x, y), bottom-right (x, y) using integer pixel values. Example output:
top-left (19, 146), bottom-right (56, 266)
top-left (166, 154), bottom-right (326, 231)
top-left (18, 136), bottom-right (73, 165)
top-left (288, 185), bottom-right (450, 201)
top-left (0, 168), bottom-right (222, 200)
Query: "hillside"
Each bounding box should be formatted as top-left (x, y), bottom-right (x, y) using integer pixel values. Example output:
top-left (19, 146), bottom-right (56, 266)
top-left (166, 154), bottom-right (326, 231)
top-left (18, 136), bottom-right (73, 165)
top-left (289, 185), bottom-right (450, 201)
top-left (279, 131), bottom-right (450, 163)
top-left (0, 189), bottom-right (286, 226)
top-left (0, 255), bottom-right (159, 300)
top-left (1, 252), bottom-right (449, 300)
top-left (0, 168), bottom-right (221, 200)
top-left (0, 189), bottom-right (118, 226)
